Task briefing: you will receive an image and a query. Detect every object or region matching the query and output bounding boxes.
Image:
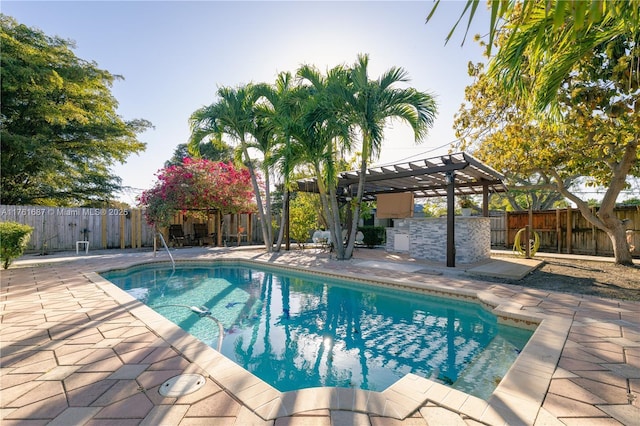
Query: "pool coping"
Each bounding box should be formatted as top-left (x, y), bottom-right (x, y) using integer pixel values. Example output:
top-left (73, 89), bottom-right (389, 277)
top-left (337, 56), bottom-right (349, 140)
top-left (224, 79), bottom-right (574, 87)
top-left (88, 257), bottom-right (572, 425)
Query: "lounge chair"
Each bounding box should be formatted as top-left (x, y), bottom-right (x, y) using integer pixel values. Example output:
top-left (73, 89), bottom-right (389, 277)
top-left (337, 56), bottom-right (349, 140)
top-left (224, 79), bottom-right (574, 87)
top-left (168, 224), bottom-right (186, 247)
top-left (193, 223), bottom-right (213, 246)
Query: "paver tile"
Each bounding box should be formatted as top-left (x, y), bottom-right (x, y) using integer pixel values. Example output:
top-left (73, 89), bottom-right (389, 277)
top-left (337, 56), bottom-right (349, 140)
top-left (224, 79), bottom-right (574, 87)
top-left (596, 404), bottom-right (640, 426)
top-left (78, 354), bottom-right (124, 373)
top-left (36, 365), bottom-right (81, 381)
top-left (90, 379), bottom-right (140, 406)
top-left (148, 355), bottom-right (190, 371)
top-left (140, 404), bottom-right (189, 426)
top-left (185, 391), bottom-right (241, 417)
top-left (67, 380), bottom-right (117, 407)
top-left (420, 406), bottom-right (465, 425)
top-left (64, 372), bottom-right (112, 392)
top-left (0, 381), bottom-right (42, 408)
top-left (548, 379), bottom-right (606, 404)
top-left (94, 392), bottom-right (153, 419)
top-left (1, 373), bottom-right (41, 390)
top-left (105, 363), bottom-right (149, 380)
top-left (571, 378), bottom-right (633, 404)
top-left (6, 380), bottom-right (65, 408)
top-left (330, 411), bottom-right (370, 426)
top-left (543, 393), bottom-right (608, 418)
top-left (3, 393), bottom-right (68, 420)
top-left (558, 418), bottom-right (624, 425)
top-left (48, 407), bottom-right (102, 426)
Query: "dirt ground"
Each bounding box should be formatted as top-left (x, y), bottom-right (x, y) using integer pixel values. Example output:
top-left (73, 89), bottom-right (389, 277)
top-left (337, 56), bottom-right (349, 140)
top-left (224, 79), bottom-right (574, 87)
top-left (485, 257), bottom-right (640, 302)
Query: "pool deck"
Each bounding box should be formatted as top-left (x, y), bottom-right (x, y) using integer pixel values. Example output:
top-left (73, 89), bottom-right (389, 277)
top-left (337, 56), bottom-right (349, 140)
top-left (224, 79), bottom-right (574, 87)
top-left (1, 246), bottom-right (639, 425)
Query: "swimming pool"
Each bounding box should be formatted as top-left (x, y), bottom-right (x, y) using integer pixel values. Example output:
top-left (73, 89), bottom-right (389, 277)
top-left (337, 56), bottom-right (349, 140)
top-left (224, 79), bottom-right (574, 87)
top-left (101, 262), bottom-right (533, 399)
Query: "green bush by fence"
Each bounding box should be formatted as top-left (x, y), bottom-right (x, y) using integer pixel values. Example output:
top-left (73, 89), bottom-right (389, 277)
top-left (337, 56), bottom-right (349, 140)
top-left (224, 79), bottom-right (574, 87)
top-left (0, 221), bottom-right (34, 269)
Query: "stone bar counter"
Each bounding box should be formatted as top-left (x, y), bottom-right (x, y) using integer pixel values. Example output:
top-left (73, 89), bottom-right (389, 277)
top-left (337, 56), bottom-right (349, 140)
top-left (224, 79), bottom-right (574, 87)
top-left (385, 217), bottom-right (491, 264)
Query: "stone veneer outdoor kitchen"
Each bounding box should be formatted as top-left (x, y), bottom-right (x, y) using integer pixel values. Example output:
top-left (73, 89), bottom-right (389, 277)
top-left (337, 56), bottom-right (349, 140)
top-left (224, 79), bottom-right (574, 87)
top-left (386, 217), bottom-right (491, 264)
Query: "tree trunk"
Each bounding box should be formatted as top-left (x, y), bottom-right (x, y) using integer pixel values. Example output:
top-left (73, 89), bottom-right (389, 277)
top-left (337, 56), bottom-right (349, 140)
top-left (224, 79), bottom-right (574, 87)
top-left (241, 143), bottom-right (271, 252)
top-left (328, 186), bottom-right (346, 259)
top-left (314, 162), bottom-right (344, 259)
top-left (344, 154), bottom-right (368, 260)
top-left (263, 166), bottom-right (273, 247)
top-left (549, 138), bottom-right (637, 266)
top-left (598, 209), bottom-right (634, 266)
top-left (274, 187), bottom-right (288, 252)
top-left (344, 136), bottom-right (372, 260)
top-left (607, 227), bottom-right (634, 266)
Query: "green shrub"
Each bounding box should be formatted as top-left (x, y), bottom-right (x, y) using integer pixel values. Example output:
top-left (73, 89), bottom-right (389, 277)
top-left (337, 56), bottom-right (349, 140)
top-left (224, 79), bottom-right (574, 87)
top-left (358, 226), bottom-right (386, 248)
top-left (0, 222), bottom-right (33, 269)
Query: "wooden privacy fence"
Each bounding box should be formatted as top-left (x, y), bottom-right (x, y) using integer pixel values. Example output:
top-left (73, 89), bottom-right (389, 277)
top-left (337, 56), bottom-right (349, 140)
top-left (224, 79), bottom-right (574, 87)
top-left (0, 205), bottom-right (155, 253)
top-left (0, 205), bottom-right (265, 253)
top-left (490, 206), bottom-right (639, 257)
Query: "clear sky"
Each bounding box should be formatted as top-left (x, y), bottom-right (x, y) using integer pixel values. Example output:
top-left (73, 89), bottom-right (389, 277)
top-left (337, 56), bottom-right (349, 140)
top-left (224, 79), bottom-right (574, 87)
top-left (3, 1), bottom-right (491, 205)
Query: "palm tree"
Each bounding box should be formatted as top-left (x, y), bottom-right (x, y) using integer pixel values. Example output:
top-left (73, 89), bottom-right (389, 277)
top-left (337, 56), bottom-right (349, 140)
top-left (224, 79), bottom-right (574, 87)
top-left (189, 84), bottom-right (273, 251)
top-left (254, 72), bottom-right (309, 251)
top-left (341, 54), bottom-right (437, 259)
top-left (427, 0), bottom-right (640, 113)
top-left (246, 113), bottom-right (277, 247)
top-left (296, 63), bottom-right (354, 260)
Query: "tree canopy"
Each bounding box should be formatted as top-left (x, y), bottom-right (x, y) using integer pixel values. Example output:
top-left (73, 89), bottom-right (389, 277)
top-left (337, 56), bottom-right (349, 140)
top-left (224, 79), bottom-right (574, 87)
top-left (188, 55), bottom-right (437, 258)
top-left (138, 158), bottom-right (255, 227)
top-left (0, 15), bottom-right (150, 206)
top-left (453, 9), bottom-right (639, 265)
top-left (166, 142), bottom-right (234, 168)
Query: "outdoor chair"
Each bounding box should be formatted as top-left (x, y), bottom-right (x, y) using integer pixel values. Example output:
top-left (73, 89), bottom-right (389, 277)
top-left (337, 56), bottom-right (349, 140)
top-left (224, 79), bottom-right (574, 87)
top-left (312, 230), bottom-right (331, 251)
top-left (193, 223), bottom-right (213, 246)
top-left (168, 224), bottom-right (186, 247)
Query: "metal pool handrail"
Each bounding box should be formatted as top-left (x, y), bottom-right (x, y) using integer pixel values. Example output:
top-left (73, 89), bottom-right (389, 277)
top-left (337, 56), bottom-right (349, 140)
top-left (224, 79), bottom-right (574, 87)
top-left (156, 232), bottom-right (175, 272)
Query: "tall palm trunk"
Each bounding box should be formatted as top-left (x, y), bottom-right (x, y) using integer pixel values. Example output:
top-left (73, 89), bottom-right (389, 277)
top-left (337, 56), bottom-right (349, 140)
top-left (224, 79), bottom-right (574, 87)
top-left (344, 137), bottom-right (370, 259)
top-left (262, 165), bottom-right (274, 246)
top-left (314, 161), bottom-right (345, 259)
top-left (241, 141), bottom-right (271, 252)
top-left (328, 186), bottom-right (346, 259)
top-left (274, 187), bottom-right (288, 251)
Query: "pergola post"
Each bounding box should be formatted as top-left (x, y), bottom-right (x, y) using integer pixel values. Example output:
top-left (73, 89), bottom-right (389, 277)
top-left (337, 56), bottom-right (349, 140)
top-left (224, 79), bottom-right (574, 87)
top-left (446, 171), bottom-right (456, 267)
top-left (483, 182), bottom-right (489, 217)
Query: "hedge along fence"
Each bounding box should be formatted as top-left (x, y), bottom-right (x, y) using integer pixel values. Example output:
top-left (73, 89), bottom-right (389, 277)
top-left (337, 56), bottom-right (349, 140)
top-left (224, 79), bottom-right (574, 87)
top-left (0, 205), bottom-right (154, 253)
top-left (491, 206), bottom-right (639, 257)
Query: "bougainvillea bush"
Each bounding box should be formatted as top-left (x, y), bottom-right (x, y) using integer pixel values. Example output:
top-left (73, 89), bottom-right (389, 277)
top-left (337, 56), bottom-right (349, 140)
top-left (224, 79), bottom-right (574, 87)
top-left (138, 158), bottom-right (256, 226)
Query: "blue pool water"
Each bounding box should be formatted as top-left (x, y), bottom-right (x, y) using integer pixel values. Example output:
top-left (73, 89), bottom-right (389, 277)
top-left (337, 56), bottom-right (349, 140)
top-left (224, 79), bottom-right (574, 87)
top-left (101, 263), bottom-right (532, 398)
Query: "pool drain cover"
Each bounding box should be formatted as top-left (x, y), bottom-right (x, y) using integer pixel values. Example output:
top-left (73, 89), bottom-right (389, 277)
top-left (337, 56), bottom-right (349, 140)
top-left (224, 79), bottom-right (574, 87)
top-left (159, 374), bottom-right (206, 397)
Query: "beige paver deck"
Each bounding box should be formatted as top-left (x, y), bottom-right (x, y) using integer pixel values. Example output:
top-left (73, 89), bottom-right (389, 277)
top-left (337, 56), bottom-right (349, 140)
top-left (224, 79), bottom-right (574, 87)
top-left (1, 246), bottom-right (639, 425)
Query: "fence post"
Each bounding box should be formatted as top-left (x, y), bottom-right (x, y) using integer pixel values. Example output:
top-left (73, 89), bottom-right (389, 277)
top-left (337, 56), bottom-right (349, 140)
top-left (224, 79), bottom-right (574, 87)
top-left (556, 208), bottom-right (561, 253)
top-left (566, 208), bottom-right (572, 254)
top-left (120, 213), bottom-right (125, 249)
top-left (101, 209), bottom-right (107, 248)
top-left (591, 206), bottom-right (597, 255)
top-left (505, 211), bottom-right (510, 248)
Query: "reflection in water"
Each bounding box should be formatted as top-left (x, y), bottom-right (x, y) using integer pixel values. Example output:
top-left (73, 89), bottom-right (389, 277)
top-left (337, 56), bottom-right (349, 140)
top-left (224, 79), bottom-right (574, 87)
top-left (102, 264), bottom-right (531, 397)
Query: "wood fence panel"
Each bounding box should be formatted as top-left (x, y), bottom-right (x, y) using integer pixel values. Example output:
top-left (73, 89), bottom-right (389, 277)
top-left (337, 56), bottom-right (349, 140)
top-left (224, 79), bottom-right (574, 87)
top-left (500, 206), bottom-right (639, 257)
top-left (0, 205), bottom-right (154, 252)
top-left (489, 215), bottom-right (506, 247)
